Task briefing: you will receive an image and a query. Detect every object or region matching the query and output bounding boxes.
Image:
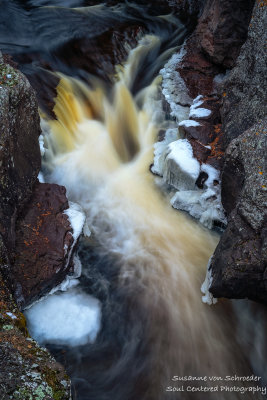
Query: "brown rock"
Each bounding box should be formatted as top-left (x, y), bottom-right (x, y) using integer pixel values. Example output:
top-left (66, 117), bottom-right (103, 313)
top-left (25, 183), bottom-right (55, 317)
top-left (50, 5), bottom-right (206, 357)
top-left (196, 0), bottom-right (255, 68)
top-left (189, 139), bottom-right (211, 163)
top-left (12, 182), bottom-right (74, 308)
top-left (177, 35), bottom-right (223, 99)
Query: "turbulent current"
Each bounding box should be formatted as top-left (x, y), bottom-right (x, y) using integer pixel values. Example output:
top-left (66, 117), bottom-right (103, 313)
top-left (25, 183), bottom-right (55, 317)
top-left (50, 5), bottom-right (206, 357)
top-left (1, 1), bottom-right (266, 400)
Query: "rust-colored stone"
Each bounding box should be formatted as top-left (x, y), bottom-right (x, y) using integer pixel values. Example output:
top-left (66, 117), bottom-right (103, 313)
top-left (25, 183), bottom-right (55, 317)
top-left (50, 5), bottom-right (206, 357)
top-left (12, 182), bottom-right (74, 308)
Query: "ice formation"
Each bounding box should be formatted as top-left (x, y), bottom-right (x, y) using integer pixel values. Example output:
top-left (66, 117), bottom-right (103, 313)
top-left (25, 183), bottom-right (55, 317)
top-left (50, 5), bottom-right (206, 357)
top-left (164, 139), bottom-right (200, 190)
top-left (160, 45), bottom-right (192, 122)
top-left (201, 257), bottom-right (217, 305)
top-left (171, 164), bottom-right (227, 229)
top-left (154, 53), bottom-right (227, 230)
top-left (189, 96), bottom-right (211, 119)
top-left (25, 287), bottom-right (102, 346)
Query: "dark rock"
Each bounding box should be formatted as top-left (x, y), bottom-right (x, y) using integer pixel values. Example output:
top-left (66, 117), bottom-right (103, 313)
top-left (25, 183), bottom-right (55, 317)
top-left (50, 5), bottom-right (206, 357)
top-left (0, 55), bottom-right (72, 397)
top-left (0, 62), bottom-right (41, 249)
top-left (167, 0), bottom-right (206, 24)
top-left (196, 0), bottom-right (255, 68)
top-left (196, 170), bottom-right (209, 188)
top-left (210, 121), bottom-right (267, 303)
top-left (12, 182), bottom-right (75, 308)
top-left (221, 0), bottom-right (267, 148)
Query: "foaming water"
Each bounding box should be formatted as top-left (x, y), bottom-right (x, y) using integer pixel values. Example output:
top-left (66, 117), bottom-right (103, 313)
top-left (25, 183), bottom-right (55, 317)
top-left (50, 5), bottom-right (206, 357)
top-left (32, 33), bottom-right (264, 400)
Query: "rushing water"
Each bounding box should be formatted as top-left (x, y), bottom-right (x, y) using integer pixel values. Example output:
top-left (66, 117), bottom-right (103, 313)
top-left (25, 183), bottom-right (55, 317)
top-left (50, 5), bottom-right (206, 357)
top-left (1, 1), bottom-right (266, 400)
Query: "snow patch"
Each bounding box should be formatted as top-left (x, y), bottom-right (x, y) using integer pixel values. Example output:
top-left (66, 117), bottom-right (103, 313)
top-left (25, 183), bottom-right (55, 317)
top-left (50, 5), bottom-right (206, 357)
top-left (167, 139), bottom-right (200, 180)
top-left (189, 95), bottom-right (211, 119)
top-left (25, 287), bottom-right (102, 346)
top-left (178, 119), bottom-right (201, 128)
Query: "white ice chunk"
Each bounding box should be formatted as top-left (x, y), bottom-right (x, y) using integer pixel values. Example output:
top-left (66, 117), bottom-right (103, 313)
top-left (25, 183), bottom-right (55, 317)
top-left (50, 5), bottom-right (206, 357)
top-left (201, 163), bottom-right (219, 188)
top-left (25, 287), bottom-right (102, 346)
top-left (189, 107), bottom-right (211, 119)
top-left (201, 257), bottom-right (217, 305)
top-left (83, 218), bottom-right (92, 237)
top-left (151, 128), bottom-right (179, 176)
top-left (38, 172), bottom-right (45, 183)
top-left (6, 312), bottom-right (17, 320)
top-left (39, 134), bottom-right (46, 156)
top-left (64, 202), bottom-right (86, 242)
top-left (189, 95), bottom-right (211, 119)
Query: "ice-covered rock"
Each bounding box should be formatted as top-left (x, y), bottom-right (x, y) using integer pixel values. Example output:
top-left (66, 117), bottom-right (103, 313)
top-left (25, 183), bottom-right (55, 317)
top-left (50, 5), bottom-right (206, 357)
top-left (171, 163), bottom-right (226, 229)
top-left (160, 46), bottom-right (192, 121)
top-left (163, 139), bottom-right (200, 190)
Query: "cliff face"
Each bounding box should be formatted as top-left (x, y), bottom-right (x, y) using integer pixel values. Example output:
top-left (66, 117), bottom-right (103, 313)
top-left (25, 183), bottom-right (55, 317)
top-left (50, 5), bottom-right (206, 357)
top-left (0, 58), bottom-right (41, 250)
top-left (209, 1), bottom-right (267, 303)
top-left (0, 53), bottom-right (71, 399)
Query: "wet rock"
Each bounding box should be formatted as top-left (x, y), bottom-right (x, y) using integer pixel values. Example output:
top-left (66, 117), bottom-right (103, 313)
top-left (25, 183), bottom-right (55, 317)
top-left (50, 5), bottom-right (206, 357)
top-left (221, 0), bottom-right (267, 148)
top-left (179, 95), bottom-right (224, 168)
top-left (196, 0), bottom-right (255, 68)
top-left (0, 270), bottom-right (71, 400)
top-left (210, 121), bottom-right (267, 303)
top-left (12, 182), bottom-right (75, 308)
top-left (190, 140), bottom-right (211, 164)
top-left (0, 61), bottom-right (41, 249)
top-left (176, 35), bottom-right (223, 99)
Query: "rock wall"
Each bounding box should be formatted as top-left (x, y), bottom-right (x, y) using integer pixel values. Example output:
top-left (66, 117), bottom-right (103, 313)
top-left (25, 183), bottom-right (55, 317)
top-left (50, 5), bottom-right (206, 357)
top-left (0, 57), bottom-right (41, 249)
top-left (0, 53), bottom-right (72, 398)
top-left (209, 0), bottom-right (267, 303)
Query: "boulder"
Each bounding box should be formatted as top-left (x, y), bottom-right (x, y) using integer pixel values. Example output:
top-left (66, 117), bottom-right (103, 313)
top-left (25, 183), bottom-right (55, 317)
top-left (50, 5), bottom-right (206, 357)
top-left (13, 182), bottom-right (75, 308)
top-left (210, 121), bottom-right (267, 303)
top-left (196, 0), bottom-right (255, 68)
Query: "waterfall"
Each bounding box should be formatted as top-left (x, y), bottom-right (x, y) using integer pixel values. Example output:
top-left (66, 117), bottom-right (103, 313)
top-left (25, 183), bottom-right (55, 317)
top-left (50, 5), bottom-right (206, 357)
top-left (22, 33), bottom-right (265, 400)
